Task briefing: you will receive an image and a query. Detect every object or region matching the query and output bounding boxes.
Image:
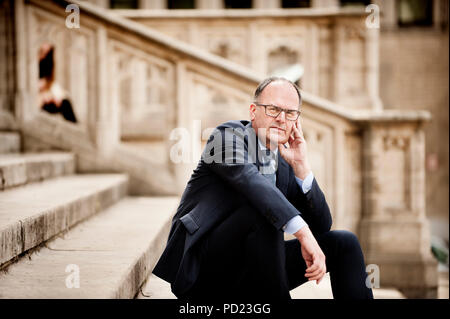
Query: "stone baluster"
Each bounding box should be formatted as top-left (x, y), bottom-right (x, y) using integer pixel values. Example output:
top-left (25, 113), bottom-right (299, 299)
top-left (95, 27), bottom-right (118, 155)
top-left (0, 0), bottom-right (17, 129)
top-left (311, 0), bottom-right (339, 8)
top-left (359, 119), bottom-right (438, 298)
top-left (253, 0), bottom-right (281, 9)
top-left (196, 0), bottom-right (224, 9)
top-left (139, 0), bottom-right (167, 9)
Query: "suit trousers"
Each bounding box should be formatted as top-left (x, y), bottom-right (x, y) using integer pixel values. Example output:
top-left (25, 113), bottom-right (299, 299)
top-left (181, 204), bottom-right (374, 300)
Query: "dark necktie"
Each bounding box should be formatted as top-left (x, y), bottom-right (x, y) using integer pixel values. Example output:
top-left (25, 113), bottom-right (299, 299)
top-left (260, 149), bottom-right (277, 186)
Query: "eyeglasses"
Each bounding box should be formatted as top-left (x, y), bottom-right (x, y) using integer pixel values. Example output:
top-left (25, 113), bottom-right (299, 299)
top-left (254, 103), bottom-right (301, 121)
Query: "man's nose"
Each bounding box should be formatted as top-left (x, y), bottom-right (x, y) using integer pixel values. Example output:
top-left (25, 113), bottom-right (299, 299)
top-left (275, 110), bottom-right (286, 122)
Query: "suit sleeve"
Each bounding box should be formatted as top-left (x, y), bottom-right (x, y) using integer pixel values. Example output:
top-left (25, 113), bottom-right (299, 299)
top-left (201, 123), bottom-right (300, 230)
top-left (287, 168), bottom-right (333, 236)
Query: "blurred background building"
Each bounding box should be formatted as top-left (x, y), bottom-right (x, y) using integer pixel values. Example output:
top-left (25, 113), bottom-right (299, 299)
top-left (0, 0), bottom-right (448, 299)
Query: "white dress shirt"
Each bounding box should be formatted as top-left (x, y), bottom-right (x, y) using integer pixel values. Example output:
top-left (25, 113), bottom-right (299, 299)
top-left (257, 138), bottom-right (313, 234)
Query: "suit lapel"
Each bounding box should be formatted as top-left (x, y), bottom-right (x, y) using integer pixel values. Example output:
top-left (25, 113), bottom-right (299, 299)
top-left (246, 121), bottom-right (289, 195)
top-left (245, 122), bottom-right (261, 168)
top-left (276, 151), bottom-right (289, 196)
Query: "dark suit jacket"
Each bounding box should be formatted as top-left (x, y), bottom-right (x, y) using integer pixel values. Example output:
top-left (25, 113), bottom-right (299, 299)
top-left (152, 120), bottom-right (332, 297)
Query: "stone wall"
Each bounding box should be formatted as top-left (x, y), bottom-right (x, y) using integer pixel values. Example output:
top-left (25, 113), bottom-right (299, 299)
top-left (9, 0), bottom-right (438, 297)
top-left (0, 0), bottom-right (17, 130)
top-left (90, 0), bottom-right (341, 9)
top-left (117, 8), bottom-right (383, 110)
top-left (379, 29), bottom-right (449, 241)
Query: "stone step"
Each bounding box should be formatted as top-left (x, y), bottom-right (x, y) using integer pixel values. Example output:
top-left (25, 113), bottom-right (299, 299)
top-left (289, 273), bottom-right (405, 299)
top-left (0, 132), bottom-right (20, 154)
top-left (0, 196), bottom-right (179, 298)
top-left (139, 268), bottom-right (407, 299)
top-left (0, 152), bottom-right (75, 190)
top-left (0, 174), bottom-right (128, 266)
top-left (138, 273), bottom-right (176, 299)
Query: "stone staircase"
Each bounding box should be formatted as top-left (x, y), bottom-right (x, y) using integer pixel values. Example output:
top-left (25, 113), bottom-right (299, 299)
top-left (0, 130), bottom-right (409, 299)
top-left (1, 0), bottom-right (437, 298)
top-left (0, 131), bottom-right (178, 298)
top-left (138, 270), bottom-right (408, 300)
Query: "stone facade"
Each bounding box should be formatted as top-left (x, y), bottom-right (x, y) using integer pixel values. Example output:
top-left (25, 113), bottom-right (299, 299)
top-left (359, 120), bottom-right (438, 297)
top-left (379, 30), bottom-right (449, 243)
top-left (118, 9), bottom-right (382, 110)
top-left (114, 1), bottom-right (447, 297)
top-left (3, 0), bottom-right (441, 298)
top-left (0, 0), bottom-right (17, 130)
top-left (90, 0), bottom-right (341, 9)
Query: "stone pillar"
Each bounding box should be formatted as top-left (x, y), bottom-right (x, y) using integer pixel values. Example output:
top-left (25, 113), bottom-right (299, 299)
top-left (95, 27), bottom-right (118, 155)
top-left (0, 0), bottom-right (16, 129)
top-left (433, 0), bottom-right (449, 30)
top-left (332, 17), bottom-right (382, 110)
top-left (311, 0), bottom-right (339, 8)
top-left (253, 0), bottom-right (281, 9)
top-left (331, 21), bottom-right (345, 104)
top-left (372, 0), bottom-right (397, 30)
top-left (196, 0), bottom-right (224, 9)
top-left (365, 27), bottom-right (383, 110)
top-left (139, 0), bottom-right (167, 9)
top-left (89, 0), bottom-right (110, 8)
top-left (13, 0), bottom-right (31, 127)
top-left (173, 62), bottom-right (194, 194)
top-left (359, 120), bottom-right (438, 298)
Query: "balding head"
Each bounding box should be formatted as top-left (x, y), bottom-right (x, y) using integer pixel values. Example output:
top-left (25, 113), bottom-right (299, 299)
top-left (250, 77), bottom-right (302, 150)
top-left (254, 77), bottom-right (302, 106)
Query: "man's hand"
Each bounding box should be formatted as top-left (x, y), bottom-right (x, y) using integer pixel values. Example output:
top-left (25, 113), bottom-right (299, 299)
top-left (278, 119), bottom-right (311, 180)
top-left (294, 225), bottom-right (326, 284)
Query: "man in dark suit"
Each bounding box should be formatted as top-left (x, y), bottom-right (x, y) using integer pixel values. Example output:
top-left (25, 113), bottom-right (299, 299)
top-left (153, 77), bottom-right (374, 300)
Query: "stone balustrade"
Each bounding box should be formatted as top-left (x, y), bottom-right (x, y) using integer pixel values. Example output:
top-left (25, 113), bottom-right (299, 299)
top-left (115, 7), bottom-right (383, 111)
top-left (1, 0), bottom-right (437, 298)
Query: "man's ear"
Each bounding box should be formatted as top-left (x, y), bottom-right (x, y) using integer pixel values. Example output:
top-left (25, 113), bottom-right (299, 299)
top-left (249, 103), bottom-right (256, 120)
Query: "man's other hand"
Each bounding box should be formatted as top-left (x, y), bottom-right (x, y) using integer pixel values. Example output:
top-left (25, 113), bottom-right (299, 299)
top-left (293, 225), bottom-right (326, 284)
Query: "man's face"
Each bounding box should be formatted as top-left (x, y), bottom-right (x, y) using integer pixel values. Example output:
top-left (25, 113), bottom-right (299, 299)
top-left (250, 81), bottom-right (300, 148)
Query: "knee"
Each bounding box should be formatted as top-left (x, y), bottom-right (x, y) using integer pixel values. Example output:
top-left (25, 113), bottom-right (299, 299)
top-left (328, 230), bottom-right (362, 254)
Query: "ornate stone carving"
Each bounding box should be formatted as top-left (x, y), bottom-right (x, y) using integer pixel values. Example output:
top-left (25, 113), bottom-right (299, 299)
top-left (262, 28), bottom-right (306, 78)
top-left (343, 24), bottom-right (366, 41)
top-left (301, 118), bottom-right (334, 218)
top-left (111, 41), bottom-right (175, 139)
top-left (0, 0), bottom-right (15, 119)
top-left (267, 45), bottom-right (299, 74)
top-left (378, 133), bottom-right (411, 212)
top-left (344, 133), bottom-right (362, 233)
top-left (382, 135), bottom-right (410, 151)
top-left (188, 74), bottom-right (251, 133)
top-left (318, 24), bottom-right (333, 99)
top-left (203, 31), bottom-right (247, 65)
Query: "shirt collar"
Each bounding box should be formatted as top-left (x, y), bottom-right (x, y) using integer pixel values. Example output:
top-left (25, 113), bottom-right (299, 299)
top-left (257, 135), bottom-right (278, 155)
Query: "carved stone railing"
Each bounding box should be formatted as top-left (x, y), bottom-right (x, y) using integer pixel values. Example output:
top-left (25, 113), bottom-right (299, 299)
top-left (8, 0), bottom-right (437, 297)
top-left (0, 0), bottom-right (17, 130)
top-left (359, 115), bottom-right (438, 298)
top-left (115, 8), bottom-right (383, 111)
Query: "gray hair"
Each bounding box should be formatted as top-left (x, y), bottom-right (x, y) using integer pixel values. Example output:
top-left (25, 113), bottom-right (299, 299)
top-left (253, 76), bottom-right (302, 106)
